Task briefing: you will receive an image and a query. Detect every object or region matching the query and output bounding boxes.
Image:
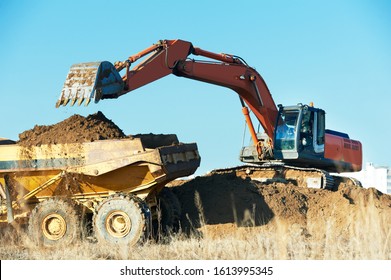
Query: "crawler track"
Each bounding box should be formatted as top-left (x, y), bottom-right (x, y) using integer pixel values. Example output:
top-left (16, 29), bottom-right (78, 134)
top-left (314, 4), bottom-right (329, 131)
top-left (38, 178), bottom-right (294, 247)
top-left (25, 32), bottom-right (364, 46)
top-left (211, 163), bottom-right (360, 190)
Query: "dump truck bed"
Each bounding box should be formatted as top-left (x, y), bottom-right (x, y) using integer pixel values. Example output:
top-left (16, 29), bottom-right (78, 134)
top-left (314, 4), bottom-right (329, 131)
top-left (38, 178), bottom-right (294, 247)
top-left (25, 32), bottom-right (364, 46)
top-left (0, 136), bottom-right (200, 201)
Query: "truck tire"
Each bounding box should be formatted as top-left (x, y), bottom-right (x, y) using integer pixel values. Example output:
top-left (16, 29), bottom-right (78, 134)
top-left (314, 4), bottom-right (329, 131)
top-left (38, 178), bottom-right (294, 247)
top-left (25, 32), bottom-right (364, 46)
top-left (152, 187), bottom-right (182, 239)
top-left (28, 198), bottom-right (81, 247)
top-left (93, 194), bottom-right (150, 246)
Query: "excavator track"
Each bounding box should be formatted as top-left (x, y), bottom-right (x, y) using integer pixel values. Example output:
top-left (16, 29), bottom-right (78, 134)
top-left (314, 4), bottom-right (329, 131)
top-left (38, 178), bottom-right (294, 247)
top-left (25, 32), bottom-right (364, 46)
top-left (210, 163), bottom-right (359, 190)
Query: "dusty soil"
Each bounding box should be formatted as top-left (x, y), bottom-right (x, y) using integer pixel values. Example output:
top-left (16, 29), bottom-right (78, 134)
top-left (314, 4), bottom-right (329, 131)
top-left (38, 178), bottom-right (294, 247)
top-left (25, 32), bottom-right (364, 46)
top-left (16, 111), bottom-right (179, 149)
top-left (17, 111), bottom-right (126, 146)
top-left (7, 111), bottom-right (391, 258)
top-left (171, 170), bottom-right (391, 240)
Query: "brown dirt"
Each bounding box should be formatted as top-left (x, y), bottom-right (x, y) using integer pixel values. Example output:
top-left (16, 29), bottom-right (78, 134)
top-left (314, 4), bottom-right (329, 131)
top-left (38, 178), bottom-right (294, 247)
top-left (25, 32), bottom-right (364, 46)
top-left (17, 111), bottom-right (126, 146)
top-left (11, 111), bottom-right (391, 253)
top-left (16, 111), bottom-right (179, 149)
top-left (171, 170), bottom-right (391, 239)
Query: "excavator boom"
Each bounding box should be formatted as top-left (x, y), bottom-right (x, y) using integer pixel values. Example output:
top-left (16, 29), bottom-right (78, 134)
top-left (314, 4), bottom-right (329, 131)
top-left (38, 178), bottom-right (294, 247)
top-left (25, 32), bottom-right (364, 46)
top-left (56, 39), bottom-right (362, 175)
top-left (56, 39), bottom-right (279, 145)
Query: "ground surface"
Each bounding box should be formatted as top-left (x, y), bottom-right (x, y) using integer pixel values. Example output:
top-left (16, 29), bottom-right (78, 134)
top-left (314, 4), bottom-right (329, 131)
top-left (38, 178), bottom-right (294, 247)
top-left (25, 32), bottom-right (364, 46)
top-left (171, 172), bottom-right (391, 242)
top-left (14, 111), bottom-right (391, 239)
top-left (1, 112), bottom-right (390, 259)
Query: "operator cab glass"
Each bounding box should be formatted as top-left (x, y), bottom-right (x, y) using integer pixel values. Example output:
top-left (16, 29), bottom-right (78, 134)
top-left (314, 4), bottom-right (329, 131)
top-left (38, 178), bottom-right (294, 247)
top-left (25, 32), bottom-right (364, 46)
top-left (273, 104), bottom-right (327, 167)
top-left (275, 109), bottom-right (299, 151)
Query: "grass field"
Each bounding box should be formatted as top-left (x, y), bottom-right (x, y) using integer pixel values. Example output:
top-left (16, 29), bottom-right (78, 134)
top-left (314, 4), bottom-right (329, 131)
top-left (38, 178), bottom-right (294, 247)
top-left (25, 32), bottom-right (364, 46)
top-left (1, 193), bottom-right (390, 260)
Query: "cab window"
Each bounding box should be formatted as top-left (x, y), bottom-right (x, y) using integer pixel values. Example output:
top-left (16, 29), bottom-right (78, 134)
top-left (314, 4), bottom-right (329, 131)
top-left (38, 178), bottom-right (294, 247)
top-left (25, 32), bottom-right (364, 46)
top-left (275, 110), bottom-right (299, 150)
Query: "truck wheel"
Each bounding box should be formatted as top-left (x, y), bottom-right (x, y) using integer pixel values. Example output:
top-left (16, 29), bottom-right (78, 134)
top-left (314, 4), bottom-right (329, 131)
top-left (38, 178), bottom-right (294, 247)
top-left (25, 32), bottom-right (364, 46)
top-left (93, 194), bottom-right (150, 246)
top-left (28, 198), bottom-right (81, 247)
top-left (152, 187), bottom-right (182, 238)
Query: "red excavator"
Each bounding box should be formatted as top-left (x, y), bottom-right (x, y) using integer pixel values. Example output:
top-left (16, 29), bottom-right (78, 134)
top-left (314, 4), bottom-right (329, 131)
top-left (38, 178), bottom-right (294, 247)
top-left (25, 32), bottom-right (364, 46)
top-left (56, 39), bottom-right (362, 189)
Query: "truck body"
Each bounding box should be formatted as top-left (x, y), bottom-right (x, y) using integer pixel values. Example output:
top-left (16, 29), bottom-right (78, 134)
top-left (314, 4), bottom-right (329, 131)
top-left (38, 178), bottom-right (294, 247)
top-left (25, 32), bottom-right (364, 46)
top-left (0, 135), bottom-right (200, 246)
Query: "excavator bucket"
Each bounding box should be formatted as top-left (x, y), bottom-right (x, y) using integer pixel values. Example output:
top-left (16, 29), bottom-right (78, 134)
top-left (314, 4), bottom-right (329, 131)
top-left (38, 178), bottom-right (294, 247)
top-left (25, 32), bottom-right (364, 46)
top-left (56, 61), bottom-right (124, 107)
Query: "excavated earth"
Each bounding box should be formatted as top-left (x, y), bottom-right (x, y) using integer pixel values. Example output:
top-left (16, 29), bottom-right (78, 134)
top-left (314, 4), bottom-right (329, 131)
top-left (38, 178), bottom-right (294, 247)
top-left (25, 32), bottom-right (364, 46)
top-left (17, 111), bottom-right (126, 146)
top-left (15, 112), bottom-right (391, 243)
top-left (17, 111), bottom-right (178, 148)
top-left (170, 171), bottom-right (391, 241)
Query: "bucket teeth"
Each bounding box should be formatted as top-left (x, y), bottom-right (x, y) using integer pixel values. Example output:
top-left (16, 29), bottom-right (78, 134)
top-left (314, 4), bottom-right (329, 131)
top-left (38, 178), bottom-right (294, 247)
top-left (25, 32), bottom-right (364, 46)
top-left (55, 100), bottom-right (61, 108)
top-left (56, 62), bottom-right (101, 107)
top-left (56, 61), bottom-right (123, 107)
top-left (77, 97), bottom-right (85, 106)
top-left (84, 98), bottom-right (91, 107)
top-left (63, 98), bottom-right (70, 107)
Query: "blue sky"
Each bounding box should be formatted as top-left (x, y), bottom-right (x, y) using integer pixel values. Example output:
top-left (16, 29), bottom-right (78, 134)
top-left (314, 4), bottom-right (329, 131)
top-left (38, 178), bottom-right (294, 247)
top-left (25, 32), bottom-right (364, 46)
top-left (0, 0), bottom-right (390, 175)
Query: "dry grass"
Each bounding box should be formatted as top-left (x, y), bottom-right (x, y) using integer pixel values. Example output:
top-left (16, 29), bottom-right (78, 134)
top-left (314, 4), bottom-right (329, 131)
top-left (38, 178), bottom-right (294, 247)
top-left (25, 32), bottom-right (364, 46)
top-left (1, 192), bottom-right (390, 260)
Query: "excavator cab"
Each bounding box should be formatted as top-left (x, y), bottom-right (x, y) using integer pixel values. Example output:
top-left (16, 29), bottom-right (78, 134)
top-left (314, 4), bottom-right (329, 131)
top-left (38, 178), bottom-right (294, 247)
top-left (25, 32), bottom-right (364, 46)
top-left (241, 103), bottom-right (362, 173)
top-left (273, 104), bottom-right (326, 166)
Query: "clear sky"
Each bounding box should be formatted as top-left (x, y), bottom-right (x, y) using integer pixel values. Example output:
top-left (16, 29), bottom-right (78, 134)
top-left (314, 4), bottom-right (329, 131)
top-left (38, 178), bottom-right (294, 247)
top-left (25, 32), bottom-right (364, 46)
top-left (0, 0), bottom-right (390, 175)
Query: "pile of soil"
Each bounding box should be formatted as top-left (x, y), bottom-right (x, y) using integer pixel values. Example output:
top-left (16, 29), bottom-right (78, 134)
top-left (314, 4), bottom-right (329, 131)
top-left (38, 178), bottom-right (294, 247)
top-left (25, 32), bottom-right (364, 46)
top-left (171, 170), bottom-right (391, 239)
top-left (16, 111), bottom-right (179, 148)
top-left (17, 111), bottom-right (126, 146)
top-left (13, 110), bottom-right (391, 246)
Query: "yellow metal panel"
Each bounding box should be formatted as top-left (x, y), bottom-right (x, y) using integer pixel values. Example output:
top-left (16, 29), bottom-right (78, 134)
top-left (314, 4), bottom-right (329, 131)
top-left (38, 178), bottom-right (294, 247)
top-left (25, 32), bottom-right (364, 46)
top-left (7, 164), bottom-right (160, 199)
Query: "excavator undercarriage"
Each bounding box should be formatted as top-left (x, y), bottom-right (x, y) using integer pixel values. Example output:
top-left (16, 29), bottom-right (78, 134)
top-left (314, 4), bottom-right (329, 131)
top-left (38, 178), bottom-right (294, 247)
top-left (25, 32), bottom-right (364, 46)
top-left (211, 164), bottom-right (361, 191)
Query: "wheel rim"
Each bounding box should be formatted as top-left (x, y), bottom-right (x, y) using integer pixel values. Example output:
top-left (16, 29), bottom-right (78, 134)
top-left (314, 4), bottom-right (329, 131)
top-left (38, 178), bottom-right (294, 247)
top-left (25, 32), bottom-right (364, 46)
top-left (105, 210), bottom-right (131, 238)
top-left (42, 214), bottom-right (67, 241)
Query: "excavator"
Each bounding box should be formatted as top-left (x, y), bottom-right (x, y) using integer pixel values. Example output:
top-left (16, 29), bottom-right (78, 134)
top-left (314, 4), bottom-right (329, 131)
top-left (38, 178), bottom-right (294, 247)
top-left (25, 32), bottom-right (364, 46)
top-left (56, 39), bottom-right (362, 190)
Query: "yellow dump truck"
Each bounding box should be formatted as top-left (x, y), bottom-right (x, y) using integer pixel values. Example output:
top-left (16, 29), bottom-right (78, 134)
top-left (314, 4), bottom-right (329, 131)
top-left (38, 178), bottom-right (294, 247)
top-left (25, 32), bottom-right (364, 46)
top-left (0, 135), bottom-right (200, 246)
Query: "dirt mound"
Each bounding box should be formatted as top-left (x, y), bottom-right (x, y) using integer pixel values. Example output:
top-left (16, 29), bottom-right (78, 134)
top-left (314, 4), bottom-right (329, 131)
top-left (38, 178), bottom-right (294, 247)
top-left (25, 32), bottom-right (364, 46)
top-left (171, 170), bottom-right (391, 239)
top-left (17, 111), bottom-right (126, 146)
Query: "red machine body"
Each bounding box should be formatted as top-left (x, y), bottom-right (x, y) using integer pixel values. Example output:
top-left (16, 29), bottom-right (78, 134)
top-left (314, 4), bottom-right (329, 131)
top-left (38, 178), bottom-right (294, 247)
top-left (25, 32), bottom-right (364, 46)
top-left (57, 39), bottom-right (362, 173)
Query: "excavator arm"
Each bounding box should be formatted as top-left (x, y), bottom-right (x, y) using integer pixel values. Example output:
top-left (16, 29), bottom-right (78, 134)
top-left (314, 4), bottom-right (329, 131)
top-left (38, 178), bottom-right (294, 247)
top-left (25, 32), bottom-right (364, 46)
top-left (56, 39), bottom-right (278, 155)
top-left (56, 39), bottom-right (363, 175)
